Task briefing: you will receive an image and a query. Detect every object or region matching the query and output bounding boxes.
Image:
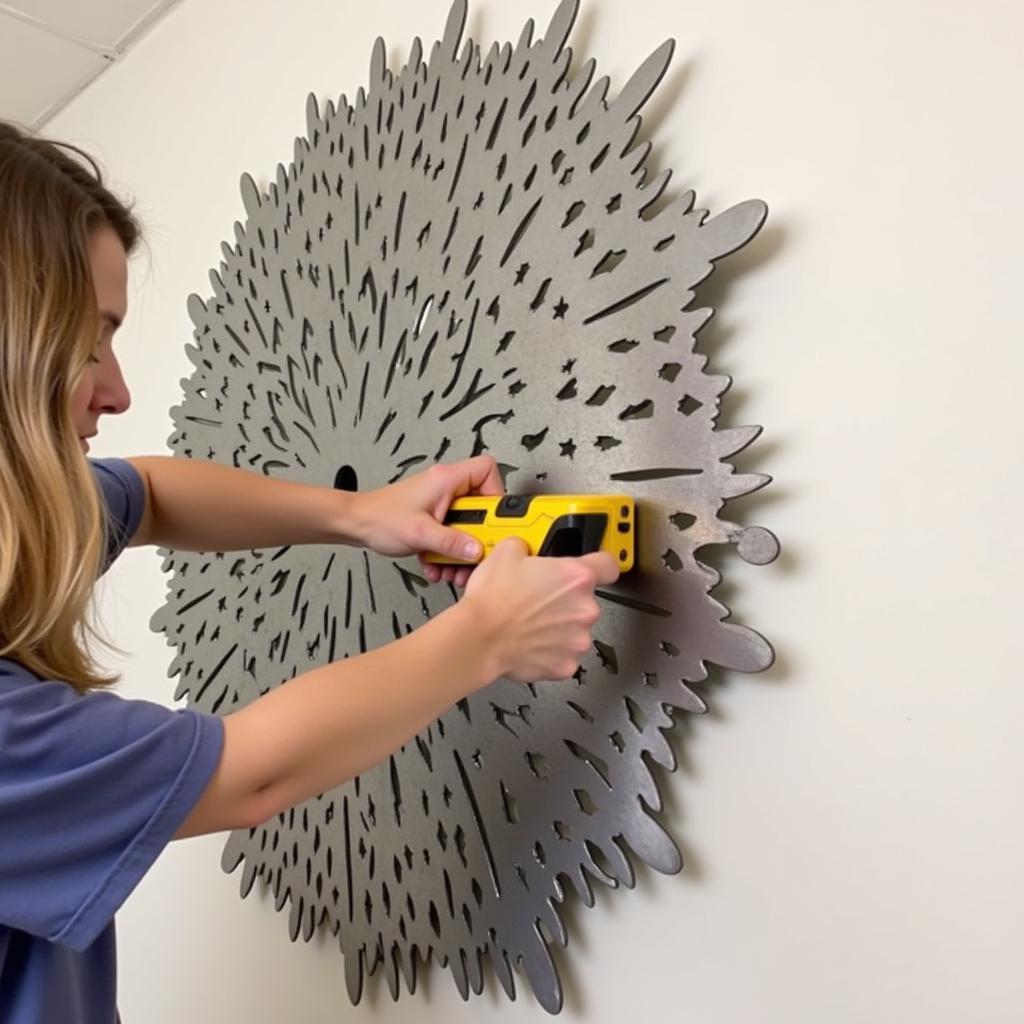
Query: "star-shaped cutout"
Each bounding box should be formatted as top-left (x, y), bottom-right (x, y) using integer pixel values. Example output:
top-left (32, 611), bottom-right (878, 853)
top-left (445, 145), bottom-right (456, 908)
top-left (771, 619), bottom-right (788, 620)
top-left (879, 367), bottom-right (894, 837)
top-left (553, 297), bottom-right (569, 319)
top-left (559, 438), bottom-right (577, 459)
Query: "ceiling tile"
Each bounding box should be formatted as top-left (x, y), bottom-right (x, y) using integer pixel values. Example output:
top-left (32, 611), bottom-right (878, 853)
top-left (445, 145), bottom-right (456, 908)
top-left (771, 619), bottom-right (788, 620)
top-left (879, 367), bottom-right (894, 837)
top-left (0, 13), bottom-right (106, 126)
top-left (2, 0), bottom-right (174, 51)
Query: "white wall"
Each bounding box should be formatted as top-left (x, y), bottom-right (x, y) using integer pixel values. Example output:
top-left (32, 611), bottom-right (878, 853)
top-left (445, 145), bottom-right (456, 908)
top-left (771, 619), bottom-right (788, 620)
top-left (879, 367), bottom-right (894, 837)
top-left (49, 0), bottom-right (1023, 1021)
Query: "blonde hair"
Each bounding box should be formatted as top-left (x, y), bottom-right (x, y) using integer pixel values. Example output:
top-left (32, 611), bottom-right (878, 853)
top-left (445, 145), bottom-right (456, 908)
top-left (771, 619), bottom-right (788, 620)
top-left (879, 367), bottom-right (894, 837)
top-left (0, 121), bottom-right (140, 692)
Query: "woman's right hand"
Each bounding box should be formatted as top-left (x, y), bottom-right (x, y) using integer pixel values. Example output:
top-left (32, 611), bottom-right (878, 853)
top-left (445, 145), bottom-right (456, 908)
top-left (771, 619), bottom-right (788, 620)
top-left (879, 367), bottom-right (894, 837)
top-left (461, 538), bottom-right (620, 683)
top-left (177, 537), bottom-right (621, 838)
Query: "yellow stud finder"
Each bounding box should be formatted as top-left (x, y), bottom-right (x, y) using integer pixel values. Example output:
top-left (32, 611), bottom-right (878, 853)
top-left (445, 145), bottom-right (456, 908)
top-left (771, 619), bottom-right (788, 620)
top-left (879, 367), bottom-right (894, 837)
top-left (426, 494), bottom-right (635, 571)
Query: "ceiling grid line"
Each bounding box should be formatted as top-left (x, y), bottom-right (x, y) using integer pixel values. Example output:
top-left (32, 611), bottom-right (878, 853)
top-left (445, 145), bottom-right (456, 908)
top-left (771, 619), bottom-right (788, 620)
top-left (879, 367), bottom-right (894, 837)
top-left (0, 0), bottom-right (182, 128)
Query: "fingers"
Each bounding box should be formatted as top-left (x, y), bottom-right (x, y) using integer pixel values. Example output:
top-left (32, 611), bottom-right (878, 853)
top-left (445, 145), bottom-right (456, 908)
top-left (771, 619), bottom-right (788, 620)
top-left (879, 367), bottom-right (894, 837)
top-left (408, 510), bottom-right (482, 565)
top-left (420, 538), bottom-right (614, 589)
top-left (577, 550), bottom-right (621, 587)
top-left (434, 454), bottom-right (504, 502)
top-left (418, 555), bottom-right (466, 587)
top-left (462, 454), bottom-right (504, 497)
top-left (452, 565), bottom-right (474, 588)
top-left (437, 526), bottom-right (482, 562)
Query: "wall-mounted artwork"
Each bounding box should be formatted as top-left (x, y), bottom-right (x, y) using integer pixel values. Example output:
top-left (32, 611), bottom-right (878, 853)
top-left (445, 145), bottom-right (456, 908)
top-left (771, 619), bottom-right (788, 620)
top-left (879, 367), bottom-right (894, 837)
top-left (152, 0), bottom-right (778, 1011)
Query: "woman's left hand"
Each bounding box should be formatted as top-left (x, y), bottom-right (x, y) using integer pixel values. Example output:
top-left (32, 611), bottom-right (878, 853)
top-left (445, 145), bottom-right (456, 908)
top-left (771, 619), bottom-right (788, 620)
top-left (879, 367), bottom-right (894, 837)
top-left (351, 456), bottom-right (504, 586)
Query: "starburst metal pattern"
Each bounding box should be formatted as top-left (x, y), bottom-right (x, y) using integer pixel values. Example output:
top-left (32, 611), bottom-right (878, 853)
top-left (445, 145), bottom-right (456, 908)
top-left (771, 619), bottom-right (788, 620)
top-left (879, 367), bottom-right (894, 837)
top-left (151, 0), bottom-right (778, 1012)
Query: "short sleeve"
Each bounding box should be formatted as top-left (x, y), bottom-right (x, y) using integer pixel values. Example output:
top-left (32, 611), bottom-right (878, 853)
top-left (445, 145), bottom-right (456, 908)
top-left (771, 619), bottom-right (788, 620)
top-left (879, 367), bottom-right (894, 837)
top-left (0, 674), bottom-right (224, 951)
top-left (89, 458), bottom-right (146, 569)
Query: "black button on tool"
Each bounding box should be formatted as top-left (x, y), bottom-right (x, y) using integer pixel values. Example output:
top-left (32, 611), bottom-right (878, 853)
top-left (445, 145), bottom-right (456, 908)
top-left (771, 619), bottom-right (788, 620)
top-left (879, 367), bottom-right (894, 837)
top-left (496, 494), bottom-right (534, 517)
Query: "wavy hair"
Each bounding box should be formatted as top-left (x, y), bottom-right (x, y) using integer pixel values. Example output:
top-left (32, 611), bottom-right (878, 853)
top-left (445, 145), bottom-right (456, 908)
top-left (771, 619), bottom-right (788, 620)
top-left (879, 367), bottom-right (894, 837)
top-left (0, 121), bottom-right (140, 691)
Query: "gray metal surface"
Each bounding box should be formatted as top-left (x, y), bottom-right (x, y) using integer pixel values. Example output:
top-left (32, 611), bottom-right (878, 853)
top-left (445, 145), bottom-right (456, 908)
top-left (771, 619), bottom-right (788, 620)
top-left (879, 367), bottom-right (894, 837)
top-left (151, 0), bottom-right (777, 1012)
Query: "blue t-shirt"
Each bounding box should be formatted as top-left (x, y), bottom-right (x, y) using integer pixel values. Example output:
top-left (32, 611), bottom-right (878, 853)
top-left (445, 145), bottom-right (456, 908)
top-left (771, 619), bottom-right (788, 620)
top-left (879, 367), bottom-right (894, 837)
top-left (0, 459), bottom-right (225, 1023)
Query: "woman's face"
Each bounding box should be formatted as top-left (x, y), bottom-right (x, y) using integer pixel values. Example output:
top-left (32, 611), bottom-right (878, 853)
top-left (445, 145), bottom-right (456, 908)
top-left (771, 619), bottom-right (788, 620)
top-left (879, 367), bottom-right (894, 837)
top-left (70, 225), bottom-right (131, 453)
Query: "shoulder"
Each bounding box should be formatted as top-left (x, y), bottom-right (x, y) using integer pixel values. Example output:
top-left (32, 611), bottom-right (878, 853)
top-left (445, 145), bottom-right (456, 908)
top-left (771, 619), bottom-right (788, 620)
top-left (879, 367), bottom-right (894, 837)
top-left (0, 657), bottom-right (134, 743)
top-left (88, 458), bottom-right (146, 567)
top-left (89, 458), bottom-right (144, 515)
top-left (0, 655), bottom-right (224, 774)
top-left (0, 656), bottom-right (71, 703)
top-left (0, 661), bottom-right (87, 750)
top-left (0, 657), bottom-right (224, 953)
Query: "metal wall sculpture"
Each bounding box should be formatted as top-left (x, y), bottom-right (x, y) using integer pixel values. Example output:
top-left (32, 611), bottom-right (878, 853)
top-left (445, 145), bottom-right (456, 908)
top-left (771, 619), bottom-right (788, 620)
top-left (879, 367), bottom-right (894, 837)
top-left (152, 0), bottom-right (778, 1011)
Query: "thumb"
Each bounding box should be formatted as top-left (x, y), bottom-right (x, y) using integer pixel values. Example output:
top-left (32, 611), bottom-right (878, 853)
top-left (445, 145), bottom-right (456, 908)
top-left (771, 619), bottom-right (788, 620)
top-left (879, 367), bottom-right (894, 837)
top-left (578, 550), bottom-right (621, 586)
top-left (490, 536), bottom-right (530, 562)
top-left (425, 520), bottom-right (483, 562)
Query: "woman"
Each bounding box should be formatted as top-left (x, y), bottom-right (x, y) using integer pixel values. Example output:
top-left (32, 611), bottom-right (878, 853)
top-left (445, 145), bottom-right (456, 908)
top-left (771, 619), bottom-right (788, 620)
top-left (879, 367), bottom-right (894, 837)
top-left (0, 120), bottom-right (618, 1024)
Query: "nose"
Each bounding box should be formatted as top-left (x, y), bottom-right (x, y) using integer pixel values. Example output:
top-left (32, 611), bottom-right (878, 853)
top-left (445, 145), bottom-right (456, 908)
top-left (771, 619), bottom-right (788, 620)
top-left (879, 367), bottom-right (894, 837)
top-left (93, 356), bottom-right (132, 416)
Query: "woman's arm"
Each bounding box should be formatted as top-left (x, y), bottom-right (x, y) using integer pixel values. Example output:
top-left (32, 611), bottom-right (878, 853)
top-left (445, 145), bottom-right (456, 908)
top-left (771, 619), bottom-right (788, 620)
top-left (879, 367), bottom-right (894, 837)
top-left (175, 540), bottom-right (619, 839)
top-left (127, 456), bottom-right (357, 551)
top-left (126, 455), bottom-right (501, 580)
top-left (175, 596), bottom-right (496, 838)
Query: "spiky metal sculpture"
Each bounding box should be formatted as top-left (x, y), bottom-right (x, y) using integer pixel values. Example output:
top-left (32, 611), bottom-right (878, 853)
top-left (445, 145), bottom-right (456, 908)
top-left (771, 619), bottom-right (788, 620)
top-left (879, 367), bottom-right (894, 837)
top-left (152, 0), bottom-right (778, 1011)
